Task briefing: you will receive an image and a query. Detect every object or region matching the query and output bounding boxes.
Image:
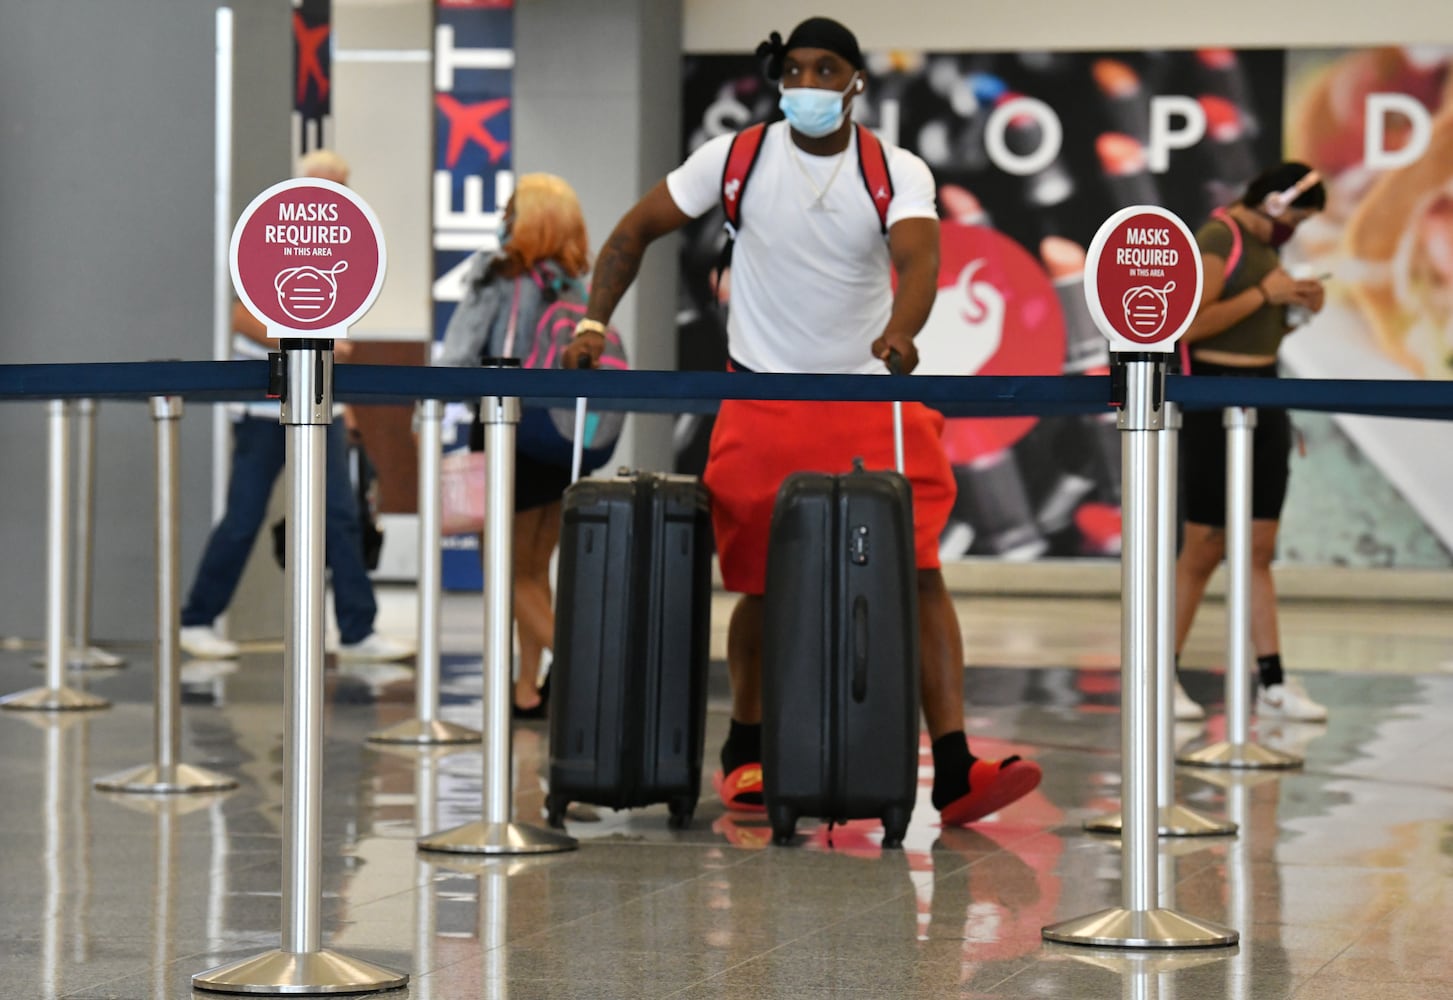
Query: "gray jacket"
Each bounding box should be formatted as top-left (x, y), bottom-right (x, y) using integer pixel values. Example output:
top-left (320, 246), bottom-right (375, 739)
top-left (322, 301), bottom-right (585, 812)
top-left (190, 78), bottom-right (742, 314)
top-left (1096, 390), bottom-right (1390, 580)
top-left (437, 252), bottom-right (573, 368)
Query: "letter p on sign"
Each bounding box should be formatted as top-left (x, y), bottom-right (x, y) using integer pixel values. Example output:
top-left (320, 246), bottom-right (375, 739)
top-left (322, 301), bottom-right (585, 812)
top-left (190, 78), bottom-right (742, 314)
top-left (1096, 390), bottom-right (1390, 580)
top-left (1147, 96), bottom-right (1207, 173)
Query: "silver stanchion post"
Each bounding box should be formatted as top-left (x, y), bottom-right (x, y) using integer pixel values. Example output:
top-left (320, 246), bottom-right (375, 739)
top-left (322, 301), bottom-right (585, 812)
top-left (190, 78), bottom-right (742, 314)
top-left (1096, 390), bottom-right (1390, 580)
top-left (33, 400), bottom-right (126, 672)
top-left (96, 397), bottom-right (236, 795)
top-left (1044, 357), bottom-right (1236, 949)
top-left (418, 364), bottom-right (576, 856)
top-left (194, 343), bottom-right (407, 994)
top-left (1178, 407), bottom-right (1300, 770)
top-left (1085, 401), bottom-right (1236, 839)
top-left (3, 401), bottom-right (109, 712)
top-left (69, 401), bottom-right (124, 668)
top-left (370, 399), bottom-right (480, 746)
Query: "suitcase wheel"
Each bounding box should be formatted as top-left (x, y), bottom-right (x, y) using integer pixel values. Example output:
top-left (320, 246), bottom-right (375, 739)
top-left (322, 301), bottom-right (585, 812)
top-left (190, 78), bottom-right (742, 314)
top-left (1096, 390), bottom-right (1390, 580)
top-left (545, 794), bottom-right (569, 830)
top-left (881, 806), bottom-right (910, 850)
top-left (667, 798), bottom-right (696, 830)
top-left (768, 804), bottom-right (798, 847)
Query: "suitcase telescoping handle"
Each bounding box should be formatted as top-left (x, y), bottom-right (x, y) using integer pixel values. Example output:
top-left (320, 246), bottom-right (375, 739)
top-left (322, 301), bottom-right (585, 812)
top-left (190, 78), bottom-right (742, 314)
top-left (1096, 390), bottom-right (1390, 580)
top-left (886, 349), bottom-right (906, 475)
top-left (570, 353), bottom-right (591, 484)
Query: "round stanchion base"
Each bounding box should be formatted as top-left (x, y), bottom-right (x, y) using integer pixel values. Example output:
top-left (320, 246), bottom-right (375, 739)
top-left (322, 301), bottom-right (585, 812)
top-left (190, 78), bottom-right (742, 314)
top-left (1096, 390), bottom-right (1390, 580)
top-left (31, 646), bottom-right (126, 672)
top-left (95, 762), bottom-right (238, 795)
top-left (1084, 834), bottom-right (1237, 859)
top-left (1177, 740), bottom-right (1302, 770)
top-left (1043, 907), bottom-right (1239, 949)
top-left (192, 948), bottom-right (408, 995)
top-left (417, 820), bottom-right (578, 856)
top-left (0, 685), bottom-right (109, 712)
top-left (1083, 803), bottom-right (1238, 838)
top-left (1053, 942), bottom-right (1238, 973)
top-left (367, 718), bottom-right (481, 746)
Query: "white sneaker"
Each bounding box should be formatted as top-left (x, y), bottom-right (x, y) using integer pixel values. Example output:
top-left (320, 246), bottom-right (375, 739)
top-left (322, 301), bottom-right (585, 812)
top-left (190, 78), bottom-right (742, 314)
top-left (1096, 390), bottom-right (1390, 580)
top-left (338, 662), bottom-right (415, 692)
top-left (1256, 678), bottom-right (1328, 723)
top-left (180, 626), bottom-right (240, 659)
top-left (180, 659), bottom-right (238, 684)
top-left (1174, 680), bottom-right (1206, 721)
top-left (337, 633), bottom-right (415, 663)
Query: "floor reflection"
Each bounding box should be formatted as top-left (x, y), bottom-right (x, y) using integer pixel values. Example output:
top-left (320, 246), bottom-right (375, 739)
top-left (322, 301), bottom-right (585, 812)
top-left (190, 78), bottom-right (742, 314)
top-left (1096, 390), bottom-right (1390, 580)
top-left (1, 640), bottom-right (1452, 998)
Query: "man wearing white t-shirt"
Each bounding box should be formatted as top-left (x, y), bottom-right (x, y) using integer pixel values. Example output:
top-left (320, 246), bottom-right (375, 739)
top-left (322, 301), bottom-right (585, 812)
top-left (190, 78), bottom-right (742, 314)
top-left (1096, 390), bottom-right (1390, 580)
top-left (564, 17), bottom-right (1042, 826)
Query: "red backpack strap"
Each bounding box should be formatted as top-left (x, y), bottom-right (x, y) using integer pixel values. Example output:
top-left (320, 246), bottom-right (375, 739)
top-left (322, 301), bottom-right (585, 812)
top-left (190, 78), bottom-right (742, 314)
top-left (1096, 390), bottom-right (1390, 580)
top-left (854, 123), bottom-right (893, 233)
top-left (721, 123), bottom-right (767, 236)
top-left (1209, 207), bottom-right (1243, 286)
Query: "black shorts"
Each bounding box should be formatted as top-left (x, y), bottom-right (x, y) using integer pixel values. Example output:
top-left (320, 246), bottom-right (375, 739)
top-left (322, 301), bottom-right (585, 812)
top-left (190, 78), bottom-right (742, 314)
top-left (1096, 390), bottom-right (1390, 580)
top-left (469, 420), bottom-right (572, 513)
top-left (1180, 359), bottom-right (1291, 527)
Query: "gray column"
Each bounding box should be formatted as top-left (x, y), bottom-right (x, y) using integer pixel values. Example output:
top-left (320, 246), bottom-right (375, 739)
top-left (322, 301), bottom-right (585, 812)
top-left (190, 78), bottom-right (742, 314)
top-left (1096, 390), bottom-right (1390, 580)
top-left (513, 0), bottom-right (683, 473)
top-left (0, 0), bottom-right (292, 641)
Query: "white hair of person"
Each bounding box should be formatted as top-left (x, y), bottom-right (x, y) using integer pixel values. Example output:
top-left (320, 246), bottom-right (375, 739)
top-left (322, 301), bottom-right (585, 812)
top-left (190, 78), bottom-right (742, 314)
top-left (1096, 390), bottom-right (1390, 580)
top-left (296, 149), bottom-right (350, 183)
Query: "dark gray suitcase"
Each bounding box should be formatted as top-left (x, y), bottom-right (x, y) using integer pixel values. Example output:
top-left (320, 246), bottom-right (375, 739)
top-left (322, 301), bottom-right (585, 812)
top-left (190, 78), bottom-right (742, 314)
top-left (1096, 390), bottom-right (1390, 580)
top-left (762, 456), bottom-right (921, 849)
top-left (545, 471), bottom-right (712, 829)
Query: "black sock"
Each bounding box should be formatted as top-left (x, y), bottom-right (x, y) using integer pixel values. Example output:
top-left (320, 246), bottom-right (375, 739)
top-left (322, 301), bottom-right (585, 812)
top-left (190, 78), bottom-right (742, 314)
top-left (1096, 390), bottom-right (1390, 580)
top-left (720, 719), bottom-right (762, 776)
top-left (930, 731), bottom-right (977, 811)
top-left (1257, 653), bottom-right (1284, 689)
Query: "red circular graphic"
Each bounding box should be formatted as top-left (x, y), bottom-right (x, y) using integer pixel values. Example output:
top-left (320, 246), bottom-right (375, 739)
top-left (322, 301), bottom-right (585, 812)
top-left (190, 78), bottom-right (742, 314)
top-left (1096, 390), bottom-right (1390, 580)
top-left (231, 180), bottom-right (384, 334)
top-left (1089, 210), bottom-right (1200, 346)
top-left (909, 223), bottom-right (1066, 462)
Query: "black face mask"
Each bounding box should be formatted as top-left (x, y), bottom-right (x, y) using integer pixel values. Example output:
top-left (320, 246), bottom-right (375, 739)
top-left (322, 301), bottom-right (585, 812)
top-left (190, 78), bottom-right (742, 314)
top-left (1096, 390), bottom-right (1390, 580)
top-left (1267, 220), bottom-right (1296, 248)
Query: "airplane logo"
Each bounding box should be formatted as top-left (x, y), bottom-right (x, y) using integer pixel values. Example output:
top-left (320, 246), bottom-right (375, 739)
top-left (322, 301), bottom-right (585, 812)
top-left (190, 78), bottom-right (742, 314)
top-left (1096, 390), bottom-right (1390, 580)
top-left (293, 13), bottom-right (330, 106)
top-left (436, 94), bottom-right (510, 168)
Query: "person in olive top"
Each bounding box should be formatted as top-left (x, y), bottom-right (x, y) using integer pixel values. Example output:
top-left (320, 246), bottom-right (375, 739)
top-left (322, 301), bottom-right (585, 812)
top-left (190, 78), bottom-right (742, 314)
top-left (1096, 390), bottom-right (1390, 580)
top-left (1172, 162), bottom-right (1329, 723)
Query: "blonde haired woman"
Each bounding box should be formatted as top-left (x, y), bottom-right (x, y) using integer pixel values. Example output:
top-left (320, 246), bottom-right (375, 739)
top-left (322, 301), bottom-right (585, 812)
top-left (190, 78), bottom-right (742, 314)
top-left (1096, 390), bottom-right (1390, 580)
top-left (439, 173), bottom-right (591, 718)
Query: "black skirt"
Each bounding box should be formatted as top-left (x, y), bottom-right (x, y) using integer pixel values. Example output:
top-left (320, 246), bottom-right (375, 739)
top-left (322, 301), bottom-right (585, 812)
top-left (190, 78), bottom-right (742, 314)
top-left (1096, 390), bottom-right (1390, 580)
top-left (468, 419), bottom-right (573, 513)
top-left (1180, 359), bottom-right (1291, 526)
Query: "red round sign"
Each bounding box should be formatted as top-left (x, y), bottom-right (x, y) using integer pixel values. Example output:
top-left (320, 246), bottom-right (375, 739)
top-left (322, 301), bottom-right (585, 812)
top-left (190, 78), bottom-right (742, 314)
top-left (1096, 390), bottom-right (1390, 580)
top-left (229, 179), bottom-right (386, 337)
top-left (1084, 206), bottom-right (1202, 351)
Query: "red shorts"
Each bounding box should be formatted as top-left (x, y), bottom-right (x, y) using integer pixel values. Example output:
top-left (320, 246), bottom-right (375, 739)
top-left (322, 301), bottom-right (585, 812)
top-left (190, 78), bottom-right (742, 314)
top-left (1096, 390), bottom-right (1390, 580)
top-left (702, 398), bottom-right (957, 596)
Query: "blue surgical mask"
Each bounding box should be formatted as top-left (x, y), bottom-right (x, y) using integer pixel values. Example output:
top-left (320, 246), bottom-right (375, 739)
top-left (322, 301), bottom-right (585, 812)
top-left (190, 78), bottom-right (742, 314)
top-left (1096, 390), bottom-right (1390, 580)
top-left (778, 77), bottom-right (857, 138)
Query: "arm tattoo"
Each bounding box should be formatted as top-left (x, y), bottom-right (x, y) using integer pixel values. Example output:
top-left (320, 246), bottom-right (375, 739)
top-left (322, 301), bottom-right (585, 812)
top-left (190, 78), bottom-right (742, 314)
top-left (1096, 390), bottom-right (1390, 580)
top-left (587, 229), bottom-right (647, 324)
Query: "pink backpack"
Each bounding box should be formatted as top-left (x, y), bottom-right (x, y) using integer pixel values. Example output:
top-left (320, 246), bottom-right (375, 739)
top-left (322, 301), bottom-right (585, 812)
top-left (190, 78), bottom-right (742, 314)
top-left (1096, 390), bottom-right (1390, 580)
top-left (503, 269), bottom-right (629, 470)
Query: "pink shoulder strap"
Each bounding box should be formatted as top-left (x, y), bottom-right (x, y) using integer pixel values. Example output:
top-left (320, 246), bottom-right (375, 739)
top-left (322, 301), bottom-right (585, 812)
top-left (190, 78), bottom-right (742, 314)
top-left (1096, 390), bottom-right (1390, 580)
top-left (1209, 208), bottom-right (1243, 283)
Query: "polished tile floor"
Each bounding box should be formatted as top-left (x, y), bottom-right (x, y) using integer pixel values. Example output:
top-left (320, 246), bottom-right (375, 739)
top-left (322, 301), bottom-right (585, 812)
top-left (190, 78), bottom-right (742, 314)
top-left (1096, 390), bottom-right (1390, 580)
top-left (2, 588), bottom-right (1452, 999)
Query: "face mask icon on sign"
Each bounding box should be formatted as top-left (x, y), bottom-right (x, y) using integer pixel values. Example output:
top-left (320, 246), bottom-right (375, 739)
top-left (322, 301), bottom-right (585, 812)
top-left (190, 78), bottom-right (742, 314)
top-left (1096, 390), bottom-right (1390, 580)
top-left (275, 261), bottom-right (350, 324)
top-left (1121, 281), bottom-right (1177, 339)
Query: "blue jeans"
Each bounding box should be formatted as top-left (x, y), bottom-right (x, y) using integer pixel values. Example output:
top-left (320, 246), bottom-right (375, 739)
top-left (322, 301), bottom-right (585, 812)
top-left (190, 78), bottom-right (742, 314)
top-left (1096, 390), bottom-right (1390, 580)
top-left (181, 417), bottom-right (377, 644)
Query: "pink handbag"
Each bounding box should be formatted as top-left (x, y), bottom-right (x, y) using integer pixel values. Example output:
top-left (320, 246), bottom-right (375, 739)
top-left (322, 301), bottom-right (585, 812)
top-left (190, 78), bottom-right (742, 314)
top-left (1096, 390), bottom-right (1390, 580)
top-left (440, 450), bottom-right (487, 535)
